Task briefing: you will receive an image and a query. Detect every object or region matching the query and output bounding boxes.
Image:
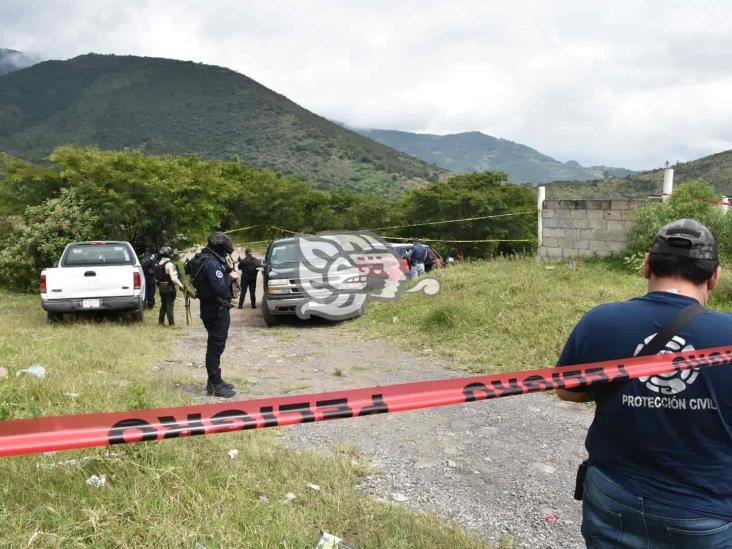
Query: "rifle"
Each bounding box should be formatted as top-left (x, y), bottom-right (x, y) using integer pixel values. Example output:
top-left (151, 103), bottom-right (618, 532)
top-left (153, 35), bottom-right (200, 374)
top-left (226, 255), bottom-right (240, 300)
top-left (183, 286), bottom-right (193, 325)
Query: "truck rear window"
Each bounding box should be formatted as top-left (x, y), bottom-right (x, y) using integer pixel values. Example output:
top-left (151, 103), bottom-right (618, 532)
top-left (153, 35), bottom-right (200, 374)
top-left (61, 244), bottom-right (134, 266)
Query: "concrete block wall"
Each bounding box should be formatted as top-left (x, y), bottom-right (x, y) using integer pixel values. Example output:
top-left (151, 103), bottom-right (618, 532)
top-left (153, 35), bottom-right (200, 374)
top-left (538, 199), bottom-right (647, 259)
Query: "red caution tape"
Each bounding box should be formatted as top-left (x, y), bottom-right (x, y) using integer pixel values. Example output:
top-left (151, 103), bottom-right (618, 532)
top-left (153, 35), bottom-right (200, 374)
top-left (1, 347), bottom-right (731, 458)
top-left (694, 197), bottom-right (731, 207)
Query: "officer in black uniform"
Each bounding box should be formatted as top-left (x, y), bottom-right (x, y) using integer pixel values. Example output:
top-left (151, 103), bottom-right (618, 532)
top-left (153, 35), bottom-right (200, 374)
top-left (196, 232), bottom-right (238, 398)
top-left (237, 248), bottom-right (261, 309)
top-left (139, 246), bottom-right (157, 309)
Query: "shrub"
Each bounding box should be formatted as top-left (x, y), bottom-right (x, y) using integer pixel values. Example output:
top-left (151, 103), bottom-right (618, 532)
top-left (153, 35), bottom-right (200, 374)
top-left (626, 180), bottom-right (731, 261)
top-left (0, 188), bottom-right (100, 292)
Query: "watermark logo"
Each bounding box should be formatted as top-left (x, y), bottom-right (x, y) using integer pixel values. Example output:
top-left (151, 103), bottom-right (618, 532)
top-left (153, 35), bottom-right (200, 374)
top-left (634, 334), bottom-right (697, 395)
top-left (293, 232), bottom-right (439, 321)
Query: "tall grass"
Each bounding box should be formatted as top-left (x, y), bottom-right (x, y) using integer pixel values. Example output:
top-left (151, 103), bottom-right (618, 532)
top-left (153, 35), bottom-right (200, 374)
top-left (350, 258), bottom-right (648, 373)
top-left (0, 292), bottom-right (485, 547)
top-left (353, 257), bottom-right (732, 373)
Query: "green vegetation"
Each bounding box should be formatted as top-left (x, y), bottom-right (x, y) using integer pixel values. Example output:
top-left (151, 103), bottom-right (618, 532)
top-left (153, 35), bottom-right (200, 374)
top-left (349, 259), bottom-right (645, 372)
top-left (360, 129), bottom-right (633, 184)
top-left (0, 291), bottom-right (485, 547)
top-left (546, 150), bottom-right (732, 199)
top-left (0, 188), bottom-right (99, 292)
top-left (0, 147), bottom-right (422, 242)
top-left (626, 180), bottom-right (732, 260)
top-left (349, 257), bottom-right (732, 372)
top-left (0, 54), bottom-right (445, 196)
top-left (397, 172), bottom-right (536, 257)
top-left (0, 150), bottom-right (537, 291)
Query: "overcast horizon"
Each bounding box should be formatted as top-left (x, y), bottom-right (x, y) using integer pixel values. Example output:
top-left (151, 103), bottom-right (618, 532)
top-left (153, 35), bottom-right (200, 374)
top-left (2, 0), bottom-right (731, 171)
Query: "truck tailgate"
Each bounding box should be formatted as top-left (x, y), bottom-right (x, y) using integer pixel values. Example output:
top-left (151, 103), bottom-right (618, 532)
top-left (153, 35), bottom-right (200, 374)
top-left (45, 266), bottom-right (138, 299)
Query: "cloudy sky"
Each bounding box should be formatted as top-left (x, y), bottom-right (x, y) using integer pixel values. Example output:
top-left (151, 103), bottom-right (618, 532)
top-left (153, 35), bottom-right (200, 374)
top-left (2, 0), bottom-right (731, 170)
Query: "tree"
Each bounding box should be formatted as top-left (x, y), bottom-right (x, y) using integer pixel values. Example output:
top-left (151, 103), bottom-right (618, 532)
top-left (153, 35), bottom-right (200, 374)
top-left (0, 153), bottom-right (63, 216)
top-left (396, 172), bottom-right (537, 257)
top-left (0, 188), bottom-right (100, 292)
top-left (48, 146), bottom-right (234, 248)
top-left (626, 180), bottom-right (731, 260)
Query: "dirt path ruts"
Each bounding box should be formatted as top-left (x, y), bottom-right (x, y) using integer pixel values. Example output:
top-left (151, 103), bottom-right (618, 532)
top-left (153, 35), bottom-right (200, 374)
top-left (160, 291), bottom-right (592, 548)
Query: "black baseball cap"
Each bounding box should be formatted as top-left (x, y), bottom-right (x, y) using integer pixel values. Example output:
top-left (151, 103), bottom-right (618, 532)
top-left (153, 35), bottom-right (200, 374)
top-left (650, 219), bottom-right (718, 261)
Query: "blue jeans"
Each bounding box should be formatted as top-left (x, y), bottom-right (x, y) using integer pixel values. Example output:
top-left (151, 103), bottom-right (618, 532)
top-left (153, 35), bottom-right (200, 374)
top-left (583, 466), bottom-right (732, 548)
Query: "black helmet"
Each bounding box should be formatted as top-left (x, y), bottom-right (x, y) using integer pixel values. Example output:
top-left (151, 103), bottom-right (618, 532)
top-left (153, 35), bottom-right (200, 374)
top-left (245, 248), bottom-right (252, 254)
top-left (207, 232), bottom-right (234, 254)
top-left (159, 246), bottom-right (173, 258)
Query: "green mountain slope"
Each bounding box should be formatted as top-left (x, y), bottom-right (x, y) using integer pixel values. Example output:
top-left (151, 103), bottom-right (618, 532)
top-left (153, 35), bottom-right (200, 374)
top-left (357, 128), bottom-right (633, 184)
top-left (0, 54), bottom-right (445, 195)
top-left (546, 150), bottom-right (732, 199)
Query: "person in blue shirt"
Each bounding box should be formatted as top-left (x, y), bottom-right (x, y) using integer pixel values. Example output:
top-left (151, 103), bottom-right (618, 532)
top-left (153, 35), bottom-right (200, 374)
top-left (410, 239), bottom-right (428, 277)
top-left (196, 232), bottom-right (239, 398)
top-left (557, 219), bottom-right (732, 548)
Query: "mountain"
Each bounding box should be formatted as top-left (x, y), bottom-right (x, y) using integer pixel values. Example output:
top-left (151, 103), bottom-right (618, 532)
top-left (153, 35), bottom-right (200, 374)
top-left (0, 54), bottom-right (445, 195)
top-left (545, 149), bottom-right (732, 199)
top-left (0, 48), bottom-right (38, 76)
top-left (356, 128), bottom-right (633, 184)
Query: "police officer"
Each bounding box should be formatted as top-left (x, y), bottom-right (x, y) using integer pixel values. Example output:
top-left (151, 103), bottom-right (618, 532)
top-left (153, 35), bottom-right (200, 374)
top-left (237, 248), bottom-right (261, 309)
top-left (196, 232), bottom-right (238, 398)
top-left (139, 246), bottom-right (157, 309)
top-left (157, 246), bottom-right (185, 325)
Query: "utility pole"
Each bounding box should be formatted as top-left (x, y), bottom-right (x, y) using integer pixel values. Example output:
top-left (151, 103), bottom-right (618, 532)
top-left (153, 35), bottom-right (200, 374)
top-left (662, 161), bottom-right (674, 202)
top-left (537, 185), bottom-right (546, 247)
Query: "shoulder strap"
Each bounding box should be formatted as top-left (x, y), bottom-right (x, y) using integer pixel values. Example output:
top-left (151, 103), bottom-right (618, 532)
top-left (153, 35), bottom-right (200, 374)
top-left (595, 301), bottom-right (705, 406)
top-left (635, 302), bottom-right (705, 357)
top-left (191, 254), bottom-right (210, 284)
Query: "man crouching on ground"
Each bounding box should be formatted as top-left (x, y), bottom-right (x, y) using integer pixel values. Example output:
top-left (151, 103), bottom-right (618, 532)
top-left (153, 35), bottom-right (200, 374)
top-left (557, 219), bottom-right (732, 548)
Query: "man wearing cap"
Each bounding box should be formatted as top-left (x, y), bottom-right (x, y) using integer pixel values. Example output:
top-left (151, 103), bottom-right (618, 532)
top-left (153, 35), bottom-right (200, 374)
top-left (557, 219), bottom-right (732, 547)
top-left (237, 248), bottom-right (261, 309)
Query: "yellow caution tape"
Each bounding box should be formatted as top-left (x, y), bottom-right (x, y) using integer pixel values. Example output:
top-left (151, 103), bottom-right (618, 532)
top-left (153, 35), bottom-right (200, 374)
top-left (368, 210), bottom-right (535, 231)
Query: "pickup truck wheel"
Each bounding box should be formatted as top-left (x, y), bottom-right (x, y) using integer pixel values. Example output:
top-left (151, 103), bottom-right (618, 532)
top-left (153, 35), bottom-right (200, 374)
top-left (47, 312), bottom-right (63, 324)
top-left (131, 306), bottom-right (144, 322)
top-left (262, 301), bottom-right (279, 327)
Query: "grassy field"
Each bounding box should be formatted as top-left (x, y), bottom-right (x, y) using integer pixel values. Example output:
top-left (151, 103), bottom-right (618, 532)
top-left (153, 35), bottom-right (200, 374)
top-left (4, 259), bottom-right (730, 546)
top-left (0, 292), bottom-right (485, 547)
top-left (348, 257), bottom-right (732, 373)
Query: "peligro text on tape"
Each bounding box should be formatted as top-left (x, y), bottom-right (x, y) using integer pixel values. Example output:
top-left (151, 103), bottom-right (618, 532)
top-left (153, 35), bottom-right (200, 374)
top-left (1, 347), bottom-right (730, 458)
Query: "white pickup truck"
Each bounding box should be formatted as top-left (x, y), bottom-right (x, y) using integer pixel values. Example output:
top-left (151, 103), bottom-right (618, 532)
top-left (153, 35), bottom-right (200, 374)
top-left (40, 241), bottom-right (146, 323)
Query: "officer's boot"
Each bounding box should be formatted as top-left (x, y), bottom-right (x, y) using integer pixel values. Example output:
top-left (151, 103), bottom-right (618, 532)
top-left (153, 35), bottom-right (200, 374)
top-left (206, 379), bottom-right (236, 398)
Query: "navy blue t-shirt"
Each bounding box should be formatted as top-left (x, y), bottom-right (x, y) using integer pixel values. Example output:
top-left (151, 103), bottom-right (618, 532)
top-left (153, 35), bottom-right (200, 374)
top-left (558, 291), bottom-right (732, 520)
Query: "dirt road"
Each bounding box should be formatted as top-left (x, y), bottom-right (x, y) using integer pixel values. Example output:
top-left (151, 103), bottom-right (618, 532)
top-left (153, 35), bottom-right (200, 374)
top-left (162, 296), bottom-right (592, 548)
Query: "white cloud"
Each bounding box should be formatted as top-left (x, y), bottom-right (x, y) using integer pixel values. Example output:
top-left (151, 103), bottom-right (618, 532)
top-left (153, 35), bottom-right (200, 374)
top-left (1, 0), bottom-right (732, 169)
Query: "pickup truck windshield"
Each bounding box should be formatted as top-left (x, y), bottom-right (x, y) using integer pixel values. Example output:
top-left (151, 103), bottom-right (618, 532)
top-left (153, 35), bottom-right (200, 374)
top-left (269, 242), bottom-right (299, 268)
top-left (61, 244), bottom-right (135, 267)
